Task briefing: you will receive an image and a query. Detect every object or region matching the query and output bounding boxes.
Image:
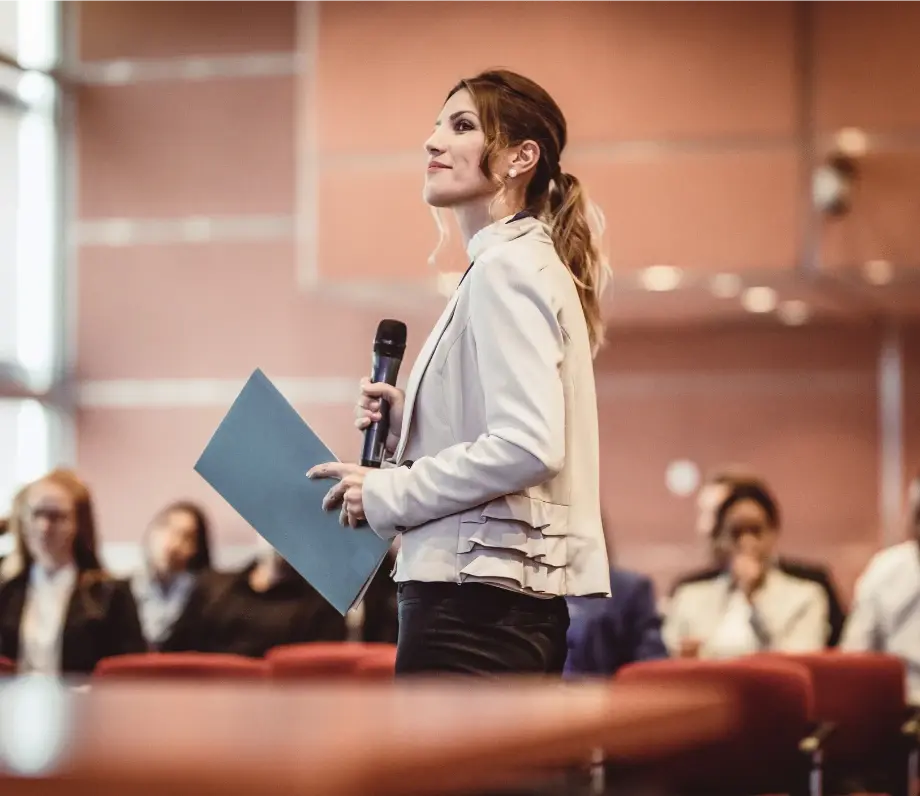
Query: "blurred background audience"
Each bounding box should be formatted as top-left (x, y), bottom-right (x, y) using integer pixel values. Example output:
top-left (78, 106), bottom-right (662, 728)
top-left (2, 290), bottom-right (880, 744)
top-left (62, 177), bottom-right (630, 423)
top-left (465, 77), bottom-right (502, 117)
top-left (0, 0), bottom-right (919, 705)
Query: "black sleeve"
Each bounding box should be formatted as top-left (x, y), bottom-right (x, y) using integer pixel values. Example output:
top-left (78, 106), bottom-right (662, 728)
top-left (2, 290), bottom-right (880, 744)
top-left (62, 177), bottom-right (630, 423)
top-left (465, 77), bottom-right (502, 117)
top-left (295, 598), bottom-right (347, 643)
top-left (105, 580), bottom-right (148, 657)
top-left (160, 572), bottom-right (228, 653)
top-left (818, 572), bottom-right (847, 648)
top-left (361, 565), bottom-right (399, 644)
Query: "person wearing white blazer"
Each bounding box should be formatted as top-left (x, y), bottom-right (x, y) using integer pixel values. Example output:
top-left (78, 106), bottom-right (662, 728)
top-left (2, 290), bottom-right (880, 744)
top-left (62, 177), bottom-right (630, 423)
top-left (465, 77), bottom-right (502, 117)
top-left (309, 69), bottom-right (610, 676)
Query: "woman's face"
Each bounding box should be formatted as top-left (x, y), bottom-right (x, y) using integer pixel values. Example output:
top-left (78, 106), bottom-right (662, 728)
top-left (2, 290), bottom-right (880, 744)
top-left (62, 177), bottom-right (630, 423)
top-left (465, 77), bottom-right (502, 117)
top-left (719, 498), bottom-right (777, 563)
top-left (423, 89), bottom-right (496, 208)
top-left (148, 509), bottom-right (199, 575)
top-left (22, 480), bottom-right (77, 571)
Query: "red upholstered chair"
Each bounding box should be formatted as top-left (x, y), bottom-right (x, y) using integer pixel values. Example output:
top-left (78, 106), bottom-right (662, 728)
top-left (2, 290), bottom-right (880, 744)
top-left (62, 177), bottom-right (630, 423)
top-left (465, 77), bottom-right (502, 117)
top-left (353, 645), bottom-right (397, 680)
top-left (0, 656), bottom-right (14, 674)
top-left (265, 643), bottom-right (374, 680)
top-left (758, 651), bottom-right (915, 796)
top-left (613, 657), bottom-right (824, 796)
top-left (94, 653), bottom-right (267, 680)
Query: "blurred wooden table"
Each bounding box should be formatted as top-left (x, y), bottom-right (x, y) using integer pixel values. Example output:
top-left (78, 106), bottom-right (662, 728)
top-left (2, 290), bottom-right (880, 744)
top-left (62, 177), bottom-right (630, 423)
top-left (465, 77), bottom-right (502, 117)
top-left (0, 676), bottom-right (732, 796)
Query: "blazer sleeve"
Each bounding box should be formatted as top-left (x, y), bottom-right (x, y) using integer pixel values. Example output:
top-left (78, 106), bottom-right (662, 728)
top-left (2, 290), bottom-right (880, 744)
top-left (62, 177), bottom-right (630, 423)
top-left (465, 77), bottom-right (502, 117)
top-left (105, 580), bottom-right (148, 658)
top-left (766, 586), bottom-right (829, 653)
top-left (661, 586), bottom-right (688, 656)
top-left (362, 251), bottom-right (566, 537)
top-left (840, 557), bottom-right (884, 652)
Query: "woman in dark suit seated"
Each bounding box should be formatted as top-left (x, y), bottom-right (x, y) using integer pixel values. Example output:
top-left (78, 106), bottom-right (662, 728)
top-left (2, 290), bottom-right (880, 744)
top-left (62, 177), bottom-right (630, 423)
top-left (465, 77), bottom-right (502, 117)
top-left (130, 500), bottom-right (214, 650)
top-left (0, 470), bottom-right (146, 675)
top-left (166, 540), bottom-right (346, 657)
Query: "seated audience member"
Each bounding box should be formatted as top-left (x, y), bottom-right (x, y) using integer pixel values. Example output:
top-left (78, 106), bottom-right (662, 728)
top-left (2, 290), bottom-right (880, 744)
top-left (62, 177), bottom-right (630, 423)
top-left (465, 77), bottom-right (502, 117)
top-left (565, 562), bottom-right (668, 677)
top-left (130, 501), bottom-right (213, 650)
top-left (664, 482), bottom-right (828, 659)
top-left (842, 472), bottom-right (920, 703)
top-left (167, 538), bottom-right (346, 657)
top-left (671, 468), bottom-right (846, 646)
top-left (359, 545), bottom-right (399, 644)
top-left (0, 470), bottom-right (146, 675)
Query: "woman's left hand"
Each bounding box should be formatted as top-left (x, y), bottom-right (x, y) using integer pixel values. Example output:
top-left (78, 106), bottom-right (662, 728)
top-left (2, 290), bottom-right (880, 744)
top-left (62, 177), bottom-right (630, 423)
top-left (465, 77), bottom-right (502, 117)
top-left (307, 462), bottom-right (372, 528)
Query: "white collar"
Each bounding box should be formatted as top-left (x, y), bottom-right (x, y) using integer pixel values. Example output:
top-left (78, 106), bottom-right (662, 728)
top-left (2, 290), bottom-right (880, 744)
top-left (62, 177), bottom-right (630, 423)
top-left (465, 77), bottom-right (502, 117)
top-left (465, 214), bottom-right (550, 263)
top-left (133, 566), bottom-right (195, 596)
top-left (29, 561), bottom-right (77, 590)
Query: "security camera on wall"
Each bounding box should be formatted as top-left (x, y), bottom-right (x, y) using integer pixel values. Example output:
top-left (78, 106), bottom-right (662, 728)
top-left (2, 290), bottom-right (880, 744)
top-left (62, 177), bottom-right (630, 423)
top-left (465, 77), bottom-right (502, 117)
top-left (812, 154), bottom-right (857, 217)
top-left (812, 128), bottom-right (865, 218)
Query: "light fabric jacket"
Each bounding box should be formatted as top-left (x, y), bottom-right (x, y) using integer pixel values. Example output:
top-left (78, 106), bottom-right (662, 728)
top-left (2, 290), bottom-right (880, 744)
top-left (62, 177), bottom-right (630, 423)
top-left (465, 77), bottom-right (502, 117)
top-left (663, 568), bottom-right (829, 658)
top-left (362, 215), bottom-right (610, 597)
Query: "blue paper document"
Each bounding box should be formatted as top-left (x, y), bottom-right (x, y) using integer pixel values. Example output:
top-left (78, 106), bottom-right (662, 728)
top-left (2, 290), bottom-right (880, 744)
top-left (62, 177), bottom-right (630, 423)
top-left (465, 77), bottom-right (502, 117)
top-left (194, 369), bottom-right (391, 615)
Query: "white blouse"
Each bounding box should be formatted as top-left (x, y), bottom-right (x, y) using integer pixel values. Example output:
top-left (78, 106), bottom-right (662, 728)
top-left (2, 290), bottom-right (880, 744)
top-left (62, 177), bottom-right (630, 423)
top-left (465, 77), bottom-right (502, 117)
top-left (18, 563), bottom-right (78, 675)
top-left (130, 568), bottom-right (195, 647)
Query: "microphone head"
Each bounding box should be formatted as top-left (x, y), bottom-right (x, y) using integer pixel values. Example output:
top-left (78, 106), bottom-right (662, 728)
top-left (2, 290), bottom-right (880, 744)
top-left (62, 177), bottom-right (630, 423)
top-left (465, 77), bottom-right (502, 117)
top-left (373, 319), bottom-right (407, 358)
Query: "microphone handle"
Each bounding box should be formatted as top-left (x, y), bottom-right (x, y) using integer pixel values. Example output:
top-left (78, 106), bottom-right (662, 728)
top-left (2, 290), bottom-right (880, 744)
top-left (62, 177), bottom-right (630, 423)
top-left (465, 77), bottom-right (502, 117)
top-left (360, 353), bottom-right (402, 468)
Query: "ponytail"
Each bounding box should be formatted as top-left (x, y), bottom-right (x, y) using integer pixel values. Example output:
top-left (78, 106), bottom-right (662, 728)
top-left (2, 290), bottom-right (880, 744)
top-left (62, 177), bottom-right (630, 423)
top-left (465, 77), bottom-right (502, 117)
top-left (546, 172), bottom-right (610, 356)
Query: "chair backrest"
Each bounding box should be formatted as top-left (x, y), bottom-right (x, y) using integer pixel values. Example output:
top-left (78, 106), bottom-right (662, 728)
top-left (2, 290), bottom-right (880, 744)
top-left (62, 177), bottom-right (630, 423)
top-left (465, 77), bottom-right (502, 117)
top-left (0, 656), bottom-right (14, 674)
top-left (353, 645), bottom-right (397, 680)
top-left (758, 651), bottom-right (907, 763)
top-left (94, 653), bottom-right (267, 680)
top-left (265, 643), bottom-right (374, 680)
top-left (616, 657), bottom-right (814, 792)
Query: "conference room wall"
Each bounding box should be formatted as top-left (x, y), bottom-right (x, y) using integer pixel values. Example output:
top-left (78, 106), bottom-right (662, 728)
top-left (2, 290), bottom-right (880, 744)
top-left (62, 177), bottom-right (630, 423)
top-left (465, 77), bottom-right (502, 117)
top-left (69, 2), bottom-right (919, 595)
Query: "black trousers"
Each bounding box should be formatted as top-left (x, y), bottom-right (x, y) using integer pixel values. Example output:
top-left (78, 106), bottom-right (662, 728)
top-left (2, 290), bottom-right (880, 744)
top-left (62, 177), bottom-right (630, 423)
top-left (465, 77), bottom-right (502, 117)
top-left (395, 581), bottom-right (570, 676)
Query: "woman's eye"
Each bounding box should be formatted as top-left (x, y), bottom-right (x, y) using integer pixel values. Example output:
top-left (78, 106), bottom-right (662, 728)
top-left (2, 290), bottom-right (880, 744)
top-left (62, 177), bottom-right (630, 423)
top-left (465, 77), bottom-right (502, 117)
top-left (454, 119), bottom-right (474, 132)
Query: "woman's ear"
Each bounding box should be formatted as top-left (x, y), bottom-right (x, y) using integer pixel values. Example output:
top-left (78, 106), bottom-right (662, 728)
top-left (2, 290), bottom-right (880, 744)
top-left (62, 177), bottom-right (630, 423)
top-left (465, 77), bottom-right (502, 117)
top-left (508, 140), bottom-right (541, 178)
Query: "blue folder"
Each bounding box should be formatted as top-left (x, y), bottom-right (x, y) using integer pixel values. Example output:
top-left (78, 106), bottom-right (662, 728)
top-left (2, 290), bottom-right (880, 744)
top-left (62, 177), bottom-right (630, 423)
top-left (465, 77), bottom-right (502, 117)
top-left (194, 369), bottom-right (391, 615)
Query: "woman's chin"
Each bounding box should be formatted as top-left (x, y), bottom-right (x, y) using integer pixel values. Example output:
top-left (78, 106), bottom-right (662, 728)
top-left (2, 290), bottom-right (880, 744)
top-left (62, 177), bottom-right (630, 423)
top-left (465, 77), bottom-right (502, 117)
top-left (422, 186), bottom-right (454, 208)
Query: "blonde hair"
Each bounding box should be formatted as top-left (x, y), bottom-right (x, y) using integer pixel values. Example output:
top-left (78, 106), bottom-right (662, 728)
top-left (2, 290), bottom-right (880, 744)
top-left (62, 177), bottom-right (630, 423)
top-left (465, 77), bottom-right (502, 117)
top-left (447, 69), bottom-right (610, 355)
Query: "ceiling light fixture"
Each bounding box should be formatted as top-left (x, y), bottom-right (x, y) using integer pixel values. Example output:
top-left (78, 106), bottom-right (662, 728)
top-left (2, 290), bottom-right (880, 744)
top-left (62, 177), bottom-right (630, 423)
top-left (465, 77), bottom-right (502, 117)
top-left (741, 286), bottom-right (778, 314)
top-left (862, 259), bottom-right (894, 286)
top-left (777, 299), bottom-right (811, 326)
top-left (709, 273), bottom-right (742, 299)
top-left (640, 265), bottom-right (682, 292)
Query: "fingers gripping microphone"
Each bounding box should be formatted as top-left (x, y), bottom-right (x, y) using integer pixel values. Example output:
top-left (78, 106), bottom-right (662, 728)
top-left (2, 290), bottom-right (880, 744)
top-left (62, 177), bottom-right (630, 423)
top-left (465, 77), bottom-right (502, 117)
top-left (361, 319), bottom-right (407, 468)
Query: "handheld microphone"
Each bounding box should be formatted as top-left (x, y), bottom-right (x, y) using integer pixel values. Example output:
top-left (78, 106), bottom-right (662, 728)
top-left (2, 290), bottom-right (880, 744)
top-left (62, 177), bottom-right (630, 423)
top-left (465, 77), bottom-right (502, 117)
top-left (360, 319), bottom-right (408, 468)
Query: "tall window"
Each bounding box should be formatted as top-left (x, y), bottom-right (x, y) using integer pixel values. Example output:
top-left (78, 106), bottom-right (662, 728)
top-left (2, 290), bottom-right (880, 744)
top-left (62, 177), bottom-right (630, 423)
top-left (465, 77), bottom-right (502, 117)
top-left (0, 0), bottom-right (62, 523)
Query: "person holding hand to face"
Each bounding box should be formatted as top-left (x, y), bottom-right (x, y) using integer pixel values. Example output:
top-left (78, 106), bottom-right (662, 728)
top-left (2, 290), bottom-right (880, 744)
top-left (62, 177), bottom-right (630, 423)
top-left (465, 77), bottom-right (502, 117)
top-left (664, 483), bottom-right (828, 660)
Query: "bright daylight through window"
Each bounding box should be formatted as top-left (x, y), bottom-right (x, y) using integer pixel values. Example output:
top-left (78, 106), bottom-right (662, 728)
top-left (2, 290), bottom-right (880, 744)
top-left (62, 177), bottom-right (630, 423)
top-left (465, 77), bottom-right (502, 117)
top-left (0, 0), bottom-right (62, 532)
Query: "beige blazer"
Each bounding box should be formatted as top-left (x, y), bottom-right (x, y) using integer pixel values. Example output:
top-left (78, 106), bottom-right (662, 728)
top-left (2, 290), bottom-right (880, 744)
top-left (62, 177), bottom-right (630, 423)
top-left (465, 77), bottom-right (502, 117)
top-left (362, 215), bottom-right (610, 597)
top-left (662, 568), bottom-right (829, 658)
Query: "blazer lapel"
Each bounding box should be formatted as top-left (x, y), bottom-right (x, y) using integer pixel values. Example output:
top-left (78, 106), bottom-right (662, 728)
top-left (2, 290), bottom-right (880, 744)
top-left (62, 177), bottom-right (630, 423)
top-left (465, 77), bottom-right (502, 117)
top-left (395, 287), bottom-right (463, 463)
top-left (0, 573), bottom-right (28, 663)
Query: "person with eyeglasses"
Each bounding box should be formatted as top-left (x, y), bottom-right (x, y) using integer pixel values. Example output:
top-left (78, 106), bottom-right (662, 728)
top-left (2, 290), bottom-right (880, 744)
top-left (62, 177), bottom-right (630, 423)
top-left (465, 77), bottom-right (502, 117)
top-left (0, 470), bottom-right (145, 675)
top-left (663, 482), bottom-right (829, 659)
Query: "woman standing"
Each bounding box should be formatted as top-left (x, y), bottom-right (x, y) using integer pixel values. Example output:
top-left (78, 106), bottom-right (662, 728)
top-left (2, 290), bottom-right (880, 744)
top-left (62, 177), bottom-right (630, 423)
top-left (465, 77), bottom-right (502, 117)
top-left (310, 70), bottom-right (610, 676)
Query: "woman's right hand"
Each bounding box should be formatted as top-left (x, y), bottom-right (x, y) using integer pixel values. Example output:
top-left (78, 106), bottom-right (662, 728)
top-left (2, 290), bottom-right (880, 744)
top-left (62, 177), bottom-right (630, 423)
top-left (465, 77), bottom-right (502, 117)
top-left (354, 377), bottom-right (406, 455)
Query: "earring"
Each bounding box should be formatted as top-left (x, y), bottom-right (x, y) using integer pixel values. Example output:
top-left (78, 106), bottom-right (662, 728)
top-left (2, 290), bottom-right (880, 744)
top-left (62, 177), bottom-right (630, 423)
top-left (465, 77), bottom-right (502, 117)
top-left (508, 168), bottom-right (517, 178)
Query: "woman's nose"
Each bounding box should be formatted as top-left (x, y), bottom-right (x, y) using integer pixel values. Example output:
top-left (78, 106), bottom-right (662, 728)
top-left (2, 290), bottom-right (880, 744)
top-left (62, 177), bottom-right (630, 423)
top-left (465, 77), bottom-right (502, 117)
top-left (425, 131), bottom-right (444, 157)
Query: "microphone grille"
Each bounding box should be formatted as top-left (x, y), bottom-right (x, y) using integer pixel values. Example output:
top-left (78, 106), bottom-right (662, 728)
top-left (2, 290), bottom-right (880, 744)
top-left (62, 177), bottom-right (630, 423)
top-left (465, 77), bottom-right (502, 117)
top-left (375, 319), bottom-right (407, 348)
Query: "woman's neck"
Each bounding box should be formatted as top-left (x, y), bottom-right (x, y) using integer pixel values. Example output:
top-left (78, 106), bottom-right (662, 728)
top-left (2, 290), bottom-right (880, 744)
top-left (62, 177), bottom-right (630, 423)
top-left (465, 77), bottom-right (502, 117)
top-left (453, 194), bottom-right (521, 246)
top-left (34, 558), bottom-right (74, 577)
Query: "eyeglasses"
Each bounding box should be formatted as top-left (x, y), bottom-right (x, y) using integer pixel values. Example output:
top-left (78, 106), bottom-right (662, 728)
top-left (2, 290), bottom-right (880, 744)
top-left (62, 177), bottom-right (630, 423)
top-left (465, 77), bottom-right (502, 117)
top-left (27, 507), bottom-right (73, 525)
